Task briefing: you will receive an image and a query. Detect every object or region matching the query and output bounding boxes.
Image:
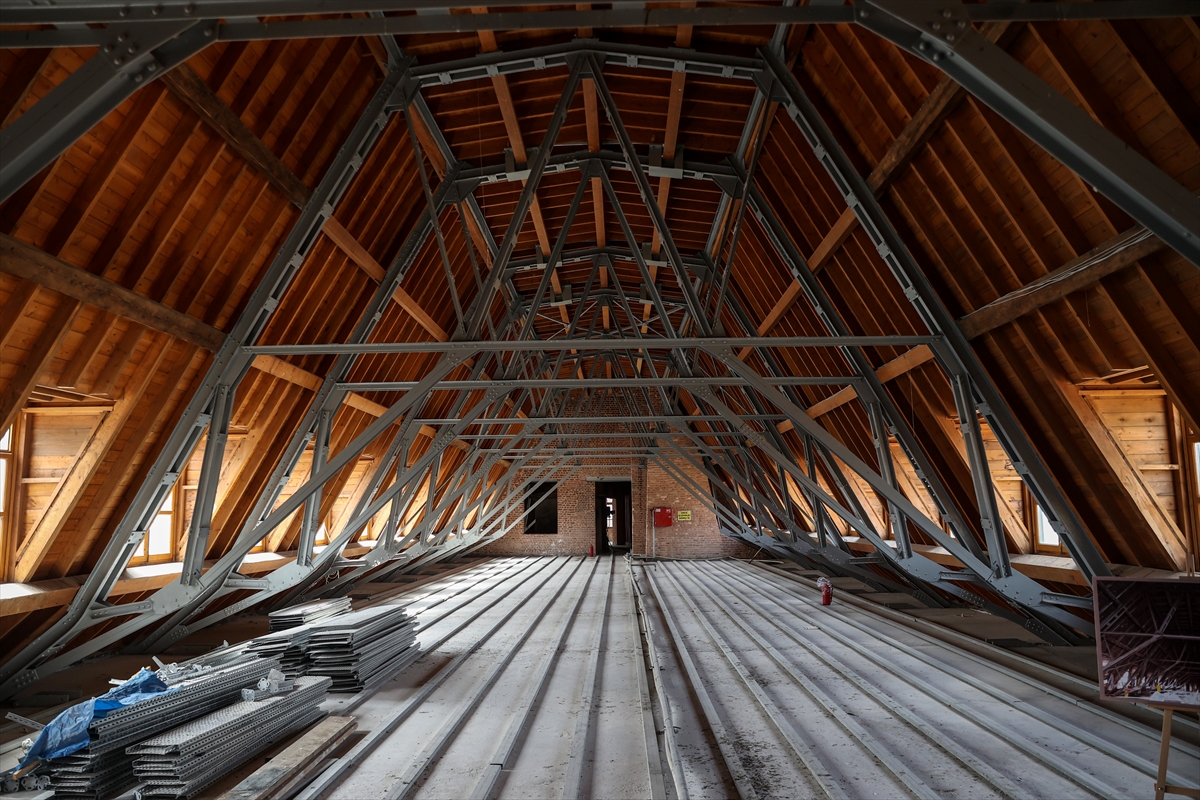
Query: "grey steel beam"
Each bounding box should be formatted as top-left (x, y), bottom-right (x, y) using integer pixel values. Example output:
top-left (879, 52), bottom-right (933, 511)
top-left (691, 371), bottom-right (1090, 640)
top-left (589, 52), bottom-right (710, 335)
top-left (858, 1), bottom-right (1200, 266)
top-left (6, 3), bottom-right (1193, 42)
top-left (0, 20), bottom-right (213, 201)
top-left (179, 382), bottom-right (234, 586)
top-left (463, 57), bottom-right (584, 339)
top-left (248, 335), bottom-right (938, 355)
top-left (757, 46), bottom-right (1111, 585)
top-left (338, 376), bottom-right (857, 390)
top-left (0, 62), bottom-right (408, 699)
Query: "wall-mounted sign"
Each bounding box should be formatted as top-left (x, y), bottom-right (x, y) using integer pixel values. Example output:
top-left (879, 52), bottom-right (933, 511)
top-left (677, 510), bottom-right (692, 521)
top-left (1095, 577), bottom-right (1199, 709)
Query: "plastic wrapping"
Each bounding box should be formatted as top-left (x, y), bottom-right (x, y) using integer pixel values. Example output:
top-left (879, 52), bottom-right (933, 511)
top-left (16, 668), bottom-right (173, 767)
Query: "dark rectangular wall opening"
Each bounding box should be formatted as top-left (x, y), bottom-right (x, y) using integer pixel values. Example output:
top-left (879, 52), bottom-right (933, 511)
top-left (524, 482), bottom-right (558, 534)
top-left (595, 480), bottom-right (632, 554)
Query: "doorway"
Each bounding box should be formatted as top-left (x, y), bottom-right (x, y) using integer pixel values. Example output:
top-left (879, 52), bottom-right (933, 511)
top-left (595, 481), bottom-right (632, 554)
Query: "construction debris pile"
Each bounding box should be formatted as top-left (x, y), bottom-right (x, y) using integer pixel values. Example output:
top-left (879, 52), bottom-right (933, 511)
top-left (248, 604), bottom-right (418, 692)
top-left (129, 675), bottom-right (330, 798)
top-left (267, 597), bottom-right (352, 631)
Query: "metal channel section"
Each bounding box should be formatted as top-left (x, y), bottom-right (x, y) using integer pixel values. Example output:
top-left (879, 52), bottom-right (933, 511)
top-left (633, 558), bottom-right (1200, 800)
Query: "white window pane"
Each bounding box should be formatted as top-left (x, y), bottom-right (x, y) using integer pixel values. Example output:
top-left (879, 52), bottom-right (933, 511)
top-left (1194, 442), bottom-right (1200, 494)
top-left (159, 490), bottom-right (173, 513)
top-left (0, 426), bottom-right (11, 451)
top-left (148, 513), bottom-right (172, 555)
top-left (1036, 506), bottom-right (1059, 546)
top-left (0, 459), bottom-right (7, 512)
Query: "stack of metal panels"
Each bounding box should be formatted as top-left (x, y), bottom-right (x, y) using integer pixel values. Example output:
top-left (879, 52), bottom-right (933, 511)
top-left (129, 675), bottom-right (331, 798)
top-left (45, 657), bottom-right (276, 799)
top-left (304, 606), bottom-right (418, 692)
top-left (245, 627), bottom-right (313, 679)
top-left (267, 598), bottom-right (351, 631)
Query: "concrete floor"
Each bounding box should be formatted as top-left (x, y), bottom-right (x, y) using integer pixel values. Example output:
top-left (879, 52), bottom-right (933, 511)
top-left (5, 556), bottom-right (1198, 800)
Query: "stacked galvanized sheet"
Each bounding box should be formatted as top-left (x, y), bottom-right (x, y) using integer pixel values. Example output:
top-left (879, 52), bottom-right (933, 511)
top-left (245, 627), bottom-right (313, 680)
top-left (304, 606), bottom-right (419, 692)
top-left (45, 657), bottom-right (276, 799)
top-left (267, 598), bottom-right (351, 632)
top-left (129, 675), bottom-right (331, 798)
top-left (246, 605), bottom-right (418, 692)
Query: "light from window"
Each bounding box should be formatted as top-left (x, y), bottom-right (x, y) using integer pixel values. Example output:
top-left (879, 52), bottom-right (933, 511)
top-left (1194, 442), bottom-right (1199, 494)
top-left (1036, 505), bottom-right (1059, 547)
top-left (0, 425), bottom-right (10, 537)
top-left (147, 491), bottom-right (173, 557)
top-left (132, 490), bottom-right (174, 563)
top-left (606, 497), bottom-right (614, 529)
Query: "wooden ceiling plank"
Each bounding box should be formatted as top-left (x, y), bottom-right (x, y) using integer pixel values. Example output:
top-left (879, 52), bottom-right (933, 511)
top-left (56, 312), bottom-right (115, 390)
top-left (0, 297), bottom-right (81, 435)
top-left (42, 85), bottom-right (168, 260)
top-left (1109, 20), bottom-right (1200, 149)
top-left (87, 325), bottom-right (146, 397)
top-left (1030, 22), bottom-right (1154, 162)
top-left (0, 281), bottom-right (39, 353)
top-left (1100, 266), bottom-right (1200, 437)
top-left (0, 48), bottom-right (54, 129)
top-left (14, 333), bottom-right (171, 582)
top-left (161, 63), bottom-right (312, 207)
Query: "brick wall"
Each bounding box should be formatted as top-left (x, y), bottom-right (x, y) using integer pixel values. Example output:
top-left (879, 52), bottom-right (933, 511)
top-left (638, 459), bottom-right (757, 559)
top-left (477, 466), bottom-right (643, 556)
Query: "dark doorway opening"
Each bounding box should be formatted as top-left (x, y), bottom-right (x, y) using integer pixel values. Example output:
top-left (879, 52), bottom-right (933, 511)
top-left (595, 480), bottom-right (632, 555)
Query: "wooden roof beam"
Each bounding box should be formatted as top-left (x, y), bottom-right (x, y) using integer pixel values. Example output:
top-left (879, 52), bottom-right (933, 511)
top-left (746, 21), bottom-right (1013, 352)
top-left (322, 216), bottom-right (451, 342)
top-left (160, 63), bottom-right (312, 207)
top-left (959, 224), bottom-right (1166, 339)
top-left (474, 8), bottom-right (568, 323)
top-left (0, 233), bottom-right (226, 351)
top-left (151, 59), bottom-right (465, 360)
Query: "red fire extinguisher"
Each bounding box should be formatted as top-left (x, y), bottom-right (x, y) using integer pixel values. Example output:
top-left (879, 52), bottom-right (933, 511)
top-left (589, 545), bottom-right (595, 558)
top-left (817, 577), bottom-right (833, 606)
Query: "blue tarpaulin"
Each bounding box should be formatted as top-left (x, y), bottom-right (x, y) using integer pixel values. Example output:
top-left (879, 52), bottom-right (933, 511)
top-left (16, 668), bottom-right (174, 768)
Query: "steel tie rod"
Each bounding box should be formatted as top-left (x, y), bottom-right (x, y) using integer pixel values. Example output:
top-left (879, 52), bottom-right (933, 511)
top-left (674, 561), bottom-right (940, 800)
top-left (627, 559), bottom-right (690, 800)
top-left (467, 555), bottom-right (605, 800)
top-left (559, 556), bottom-right (616, 800)
top-left (752, 561), bottom-right (1200, 756)
top-left (642, 565), bottom-right (757, 800)
top-left (729, 560), bottom-right (1200, 788)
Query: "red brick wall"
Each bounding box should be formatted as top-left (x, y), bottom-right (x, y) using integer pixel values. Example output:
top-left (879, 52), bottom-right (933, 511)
top-left (639, 459), bottom-right (757, 559)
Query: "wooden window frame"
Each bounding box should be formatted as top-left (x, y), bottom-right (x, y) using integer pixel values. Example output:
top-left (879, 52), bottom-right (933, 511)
top-left (128, 483), bottom-right (179, 566)
top-left (1023, 483), bottom-right (1067, 556)
top-left (0, 422), bottom-right (15, 582)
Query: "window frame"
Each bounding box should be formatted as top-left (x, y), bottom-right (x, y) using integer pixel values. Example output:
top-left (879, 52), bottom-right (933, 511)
top-left (128, 483), bottom-right (179, 566)
top-left (523, 482), bottom-right (558, 535)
